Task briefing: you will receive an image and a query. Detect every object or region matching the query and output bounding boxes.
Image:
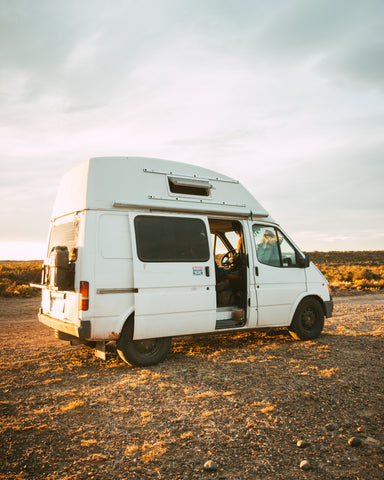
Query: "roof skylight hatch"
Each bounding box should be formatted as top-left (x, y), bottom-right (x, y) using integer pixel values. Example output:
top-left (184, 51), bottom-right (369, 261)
top-left (168, 176), bottom-right (213, 197)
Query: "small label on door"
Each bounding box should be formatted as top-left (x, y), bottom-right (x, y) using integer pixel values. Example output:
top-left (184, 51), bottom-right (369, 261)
top-left (193, 266), bottom-right (203, 276)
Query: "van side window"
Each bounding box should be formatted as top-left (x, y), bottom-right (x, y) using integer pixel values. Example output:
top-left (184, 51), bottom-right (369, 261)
top-left (253, 226), bottom-right (298, 267)
top-left (277, 230), bottom-right (298, 267)
top-left (212, 234), bottom-right (227, 256)
top-left (134, 216), bottom-right (210, 262)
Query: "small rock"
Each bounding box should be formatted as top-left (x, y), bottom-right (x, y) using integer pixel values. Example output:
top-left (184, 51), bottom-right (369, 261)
top-left (325, 423), bottom-right (337, 432)
top-left (348, 437), bottom-right (362, 447)
top-left (89, 453), bottom-right (108, 461)
top-left (300, 460), bottom-right (311, 471)
top-left (362, 437), bottom-right (381, 449)
top-left (173, 415), bottom-right (188, 423)
top-left (348, 456), bottom-right (359, 463)
top-left (204, 460), bottom-right (218, 471)
top-left (297, 440), bottom-right (310, 448)
top-left (360, 409), bottom-right (374, 418)
top-left (357, 426), bottom-right (366, 434)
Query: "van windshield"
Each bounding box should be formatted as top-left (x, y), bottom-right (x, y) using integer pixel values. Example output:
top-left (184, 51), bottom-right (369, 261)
top-left (47, 220), bottom-right (79, 256)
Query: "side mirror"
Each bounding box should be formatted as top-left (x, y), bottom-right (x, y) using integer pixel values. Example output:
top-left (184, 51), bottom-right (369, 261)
top-left (297, 253), bottom-right (310, 268)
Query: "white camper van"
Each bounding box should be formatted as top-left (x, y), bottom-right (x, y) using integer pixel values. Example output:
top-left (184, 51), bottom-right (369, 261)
top-left (37, 157), bottom-right (333, 366)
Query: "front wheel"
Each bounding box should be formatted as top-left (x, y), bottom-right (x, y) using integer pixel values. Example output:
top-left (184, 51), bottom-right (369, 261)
top-left (289, 298), bottom-right (324, 341)
top-left (117, 319), bottom-right (171, 367)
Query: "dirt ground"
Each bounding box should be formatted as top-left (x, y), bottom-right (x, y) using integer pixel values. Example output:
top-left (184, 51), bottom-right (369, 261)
top-left (0, 295), bottom-right (383, 480)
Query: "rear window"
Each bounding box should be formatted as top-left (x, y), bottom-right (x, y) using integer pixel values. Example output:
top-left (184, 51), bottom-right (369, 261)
top-left (134, 216), bottom-right (210, 262)
top-left (47, 220), bottom-right (79, 255)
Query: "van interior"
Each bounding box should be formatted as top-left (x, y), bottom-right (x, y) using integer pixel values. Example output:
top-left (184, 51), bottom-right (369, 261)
top-left (209, 219), bottom-right (247, 329)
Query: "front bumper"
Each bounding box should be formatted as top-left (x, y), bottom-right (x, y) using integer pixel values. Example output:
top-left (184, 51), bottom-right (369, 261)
top-left (324, 300), bottom-right (334, 318)
top-left (38, 310), bottom-right (91, 339)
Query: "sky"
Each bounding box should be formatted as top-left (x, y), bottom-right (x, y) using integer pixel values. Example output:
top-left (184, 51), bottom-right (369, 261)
top-left (1, 0), bottom-right (383, 259)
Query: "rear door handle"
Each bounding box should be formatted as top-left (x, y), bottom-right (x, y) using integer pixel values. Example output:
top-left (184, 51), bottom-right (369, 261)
top-left (205, 266), bottom-right (210, 277)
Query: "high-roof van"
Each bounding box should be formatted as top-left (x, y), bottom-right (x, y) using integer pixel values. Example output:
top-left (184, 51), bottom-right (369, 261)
top-left (36, 157), bottom-right (333, 366)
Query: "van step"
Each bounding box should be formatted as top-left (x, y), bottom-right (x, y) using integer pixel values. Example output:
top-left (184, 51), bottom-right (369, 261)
top-left (215, 308), bottom-right (245, 330)
top-left (215, 318), bottom-right (245, 330)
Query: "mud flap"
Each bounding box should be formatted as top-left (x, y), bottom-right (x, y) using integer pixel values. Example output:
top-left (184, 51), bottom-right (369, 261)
top-left (94, 341), bottom-right (106, 360)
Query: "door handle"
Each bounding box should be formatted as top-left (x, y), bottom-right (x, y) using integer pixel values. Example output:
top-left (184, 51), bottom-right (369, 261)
top-left (205, 266), bottom-right (210, 277)
top-left (255, 266), bottom-right (259, 276)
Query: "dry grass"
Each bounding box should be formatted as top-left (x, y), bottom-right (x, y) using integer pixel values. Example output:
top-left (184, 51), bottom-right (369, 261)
top-left (81, 439), bottom-right (98, 447)
top-left (1, 251), bottom-right (383, 297)
top-left (308, 251), bottom-right (384, 294)
top-left (0, 289), bottom-right (383, 479)
top-left (60, 400), bottom-right (85, 413)
top-left (0, 261), bottom-right (41, 297)
top-left (319, 264), bottom-right (384, 292)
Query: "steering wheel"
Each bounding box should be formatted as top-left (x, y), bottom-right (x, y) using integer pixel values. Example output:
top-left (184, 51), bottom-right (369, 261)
top-left (220, 249), bottom-right (238, 268)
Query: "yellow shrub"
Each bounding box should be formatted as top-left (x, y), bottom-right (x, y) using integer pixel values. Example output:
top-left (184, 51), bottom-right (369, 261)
top-left (0, 261), bottom-right (42, 297)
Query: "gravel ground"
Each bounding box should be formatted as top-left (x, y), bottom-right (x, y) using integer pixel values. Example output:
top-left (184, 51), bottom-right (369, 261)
top-left (0, 295), bottom-right (383, 480)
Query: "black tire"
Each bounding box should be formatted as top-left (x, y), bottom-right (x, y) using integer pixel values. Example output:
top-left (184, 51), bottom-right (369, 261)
top-left (289, 298), bottom-right (324, 340)
top-left (117, 318), bottom-right (171, 367)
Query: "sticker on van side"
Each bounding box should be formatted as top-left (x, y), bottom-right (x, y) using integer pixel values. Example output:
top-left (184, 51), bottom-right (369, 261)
top-left (193, 266), bottom-right (203, 275)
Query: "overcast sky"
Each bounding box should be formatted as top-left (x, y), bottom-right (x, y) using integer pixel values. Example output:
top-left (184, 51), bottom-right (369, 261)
top-left (1, 0), bottom-right (383, 259)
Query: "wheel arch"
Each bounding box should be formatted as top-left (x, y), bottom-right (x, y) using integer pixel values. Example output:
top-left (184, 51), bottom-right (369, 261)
top-left (118, 310), bottom-right (135, 339)
top-left (116, 311), bottom-right (172, 367)
top-left (289, 294), bottom-right (326, 327)
top-left (117, 307), bottom-right (135, 337)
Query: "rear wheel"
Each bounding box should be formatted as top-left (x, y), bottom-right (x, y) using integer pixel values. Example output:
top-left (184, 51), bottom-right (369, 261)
top-left (289, 298), bottom-right (324, 340)
top-left (117, 318), bottom-right (171, 367)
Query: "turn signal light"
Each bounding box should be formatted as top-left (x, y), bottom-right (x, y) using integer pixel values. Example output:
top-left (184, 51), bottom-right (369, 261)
top-left (80, 281), bottom-right (89, 311)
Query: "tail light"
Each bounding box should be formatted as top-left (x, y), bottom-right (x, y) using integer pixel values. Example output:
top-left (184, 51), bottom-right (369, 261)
top-left (80, 281), bottom-right (89, 311)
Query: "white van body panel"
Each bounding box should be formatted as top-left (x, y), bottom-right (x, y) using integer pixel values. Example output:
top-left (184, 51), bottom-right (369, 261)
top-left (254, 264), bottom-right (307, 327)
top-left (38, 156), bottom-right (333, 356)
top-left (129, 212), bottom-right (217, 339)
top-left (305, 262), bottom-right (331, 297)
top-left (52, 157), bottom-right (271, 220)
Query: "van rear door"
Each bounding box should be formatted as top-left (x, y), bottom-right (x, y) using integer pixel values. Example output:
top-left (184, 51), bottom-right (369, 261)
top-left (129, 213), bottom-right (216, 339)
top-left (41, 215), bottom-right (80, 325)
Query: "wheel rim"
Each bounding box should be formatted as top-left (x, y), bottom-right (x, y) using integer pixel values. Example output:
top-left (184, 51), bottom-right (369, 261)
top-left (301, 307), bottom-right (316, 332)
top-left (133, 339), bottom-right (160, 356)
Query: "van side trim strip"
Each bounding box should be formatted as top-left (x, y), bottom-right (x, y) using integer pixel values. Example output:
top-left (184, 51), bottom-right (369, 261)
top-left (112, 201), bottom-right (269, 218)
top-left (148, 195), bottom-right (245, 208)
top-left (96, 288), bottom-right (138, 294)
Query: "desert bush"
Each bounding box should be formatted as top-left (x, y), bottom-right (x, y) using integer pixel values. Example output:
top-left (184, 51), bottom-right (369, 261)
top-left (308, 250), bottom-right (384, 266)
top-left (352, 267), bottom-right (379, 281)
top-left (314, 258), bottom-right (384, 294)
top-left (1, 252), bottom-right (383, 297)
top-left (0, 261), bottom-right (42, 297)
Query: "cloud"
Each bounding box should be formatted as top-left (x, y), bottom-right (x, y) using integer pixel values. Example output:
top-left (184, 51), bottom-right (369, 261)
top-left (2, 0), bottom-right (383, 119)
top-left (0, 0), bottom-right (383, 254)
top-left (319, 39), bottom-right (384, 91)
